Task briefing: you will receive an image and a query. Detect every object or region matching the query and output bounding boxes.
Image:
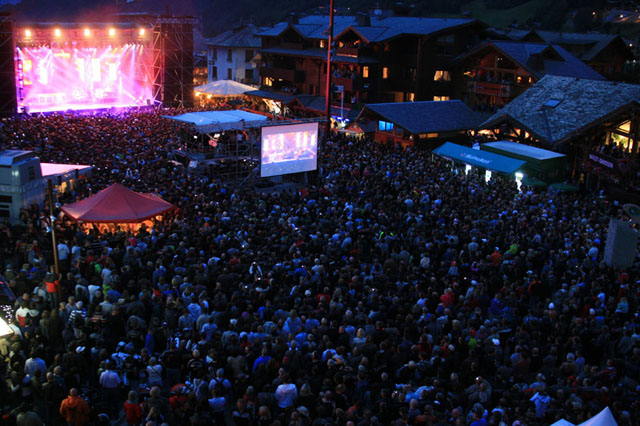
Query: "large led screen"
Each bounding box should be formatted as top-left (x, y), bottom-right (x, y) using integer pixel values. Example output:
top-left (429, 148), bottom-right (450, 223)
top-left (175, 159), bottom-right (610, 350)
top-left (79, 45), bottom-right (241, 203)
top-left (261, 122), bottom-right (318, 177)
top-left (16, 45), bottom-right (153, 113)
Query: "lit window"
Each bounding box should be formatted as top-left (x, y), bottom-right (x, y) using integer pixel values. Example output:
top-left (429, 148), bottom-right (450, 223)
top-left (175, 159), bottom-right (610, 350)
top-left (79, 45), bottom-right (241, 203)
top-left (362, 66), bottom-right (369, 78)
top-left (434, 70), bottom-right (451, 81)
top-left (407, 92), bottom-right (415, 102)
top-left (378, 121), bottom-right (394, 132)
top-left (320, 40), bottom-right (325, 48)
top-left (433, 96), bottom-right (450, 101)
top-left (382, 67), bottom-right (389, 79)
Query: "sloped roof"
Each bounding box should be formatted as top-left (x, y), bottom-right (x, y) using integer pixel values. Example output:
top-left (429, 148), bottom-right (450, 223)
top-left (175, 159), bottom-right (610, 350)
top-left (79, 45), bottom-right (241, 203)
top-left (206, 24), bottom-right (261, 48)
top-left (259, 14), bottom-right (479, 43)
top-left (261, 46), bottom-right (378, 64)
top-left (453, 40), bottom-right (603, 80)
top-left (481, 75), bottom-right (640, 145)
top-left (508, 30), bottom-right (634, 61)
top-left (360, 100), bottom-right (484, 134)
top-left (489, 40), bottom-right (604, 80)
top-left (62, 184), bottom-right (176, 223)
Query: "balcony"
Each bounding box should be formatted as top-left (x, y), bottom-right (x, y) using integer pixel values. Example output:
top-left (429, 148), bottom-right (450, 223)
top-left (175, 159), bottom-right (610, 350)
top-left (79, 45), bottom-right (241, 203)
top-left (468, 80), bottom-right (513, 98)
top-left (336, 46), bottom-right (359, 58)
top-left (261, 67), bottom-right (296, 82)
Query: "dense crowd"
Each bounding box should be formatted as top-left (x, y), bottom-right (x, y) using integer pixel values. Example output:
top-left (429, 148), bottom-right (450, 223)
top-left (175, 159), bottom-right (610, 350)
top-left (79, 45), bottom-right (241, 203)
top-left (0, 108), bottom-right (638, 426)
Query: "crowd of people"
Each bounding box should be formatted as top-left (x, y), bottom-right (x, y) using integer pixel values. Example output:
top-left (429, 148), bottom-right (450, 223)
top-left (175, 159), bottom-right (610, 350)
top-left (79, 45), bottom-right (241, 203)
top-left (0, 107), bottom-right (638, 426)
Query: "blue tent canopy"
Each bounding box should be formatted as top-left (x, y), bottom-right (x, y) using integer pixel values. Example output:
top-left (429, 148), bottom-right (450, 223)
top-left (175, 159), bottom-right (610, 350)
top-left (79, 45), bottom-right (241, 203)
top-left (433, 142), bottom-right (526, 174)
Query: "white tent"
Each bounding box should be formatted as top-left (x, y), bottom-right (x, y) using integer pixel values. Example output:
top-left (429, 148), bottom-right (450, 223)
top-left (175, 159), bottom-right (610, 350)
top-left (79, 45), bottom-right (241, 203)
top-left (195, 80), bottom-right (256, 97)
top-left (550, 407), bottom-right (618, 426)
top-left (163, 110), bottom-right (268, 134)
top-left (578, 407), bottom-right (617, 426)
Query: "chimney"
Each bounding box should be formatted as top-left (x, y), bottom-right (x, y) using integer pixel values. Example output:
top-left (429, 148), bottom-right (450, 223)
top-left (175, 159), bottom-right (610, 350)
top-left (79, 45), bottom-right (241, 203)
top-left (286, 13), bottom-right (299, 25)
top-left (356, 12), bottom-right (370, 27)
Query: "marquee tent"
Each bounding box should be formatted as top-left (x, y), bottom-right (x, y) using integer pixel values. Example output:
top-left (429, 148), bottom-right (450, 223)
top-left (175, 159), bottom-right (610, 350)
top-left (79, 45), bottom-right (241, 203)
top-left (164, 110), bottom-right (268, 134)
top-left (194, 80), bottom-right (256, 97)
top-left (61, 183), bottom-right (176, 223)
top-left (550, 407), bottom-right (618, 426)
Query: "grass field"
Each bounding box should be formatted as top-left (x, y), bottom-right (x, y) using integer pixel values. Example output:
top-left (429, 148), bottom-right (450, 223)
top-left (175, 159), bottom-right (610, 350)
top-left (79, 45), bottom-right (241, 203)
top-left (461, 0), bottom-right (551, 28)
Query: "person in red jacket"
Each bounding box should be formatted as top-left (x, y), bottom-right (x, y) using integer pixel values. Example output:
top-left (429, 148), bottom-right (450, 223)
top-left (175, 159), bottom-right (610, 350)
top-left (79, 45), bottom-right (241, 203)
top-left (59, 388), bottom-right (90, 426)
top-left (44, 265), bottom-right (60, 308)
top-left (124, 390), bottom-right (143, 425)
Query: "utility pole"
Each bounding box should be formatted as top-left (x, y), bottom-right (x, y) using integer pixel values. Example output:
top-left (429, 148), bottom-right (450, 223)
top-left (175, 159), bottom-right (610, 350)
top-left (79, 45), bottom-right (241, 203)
top-left (47, 179), bottom-right (61, 302)
top-left (324, 0), bottom-right (335, 141)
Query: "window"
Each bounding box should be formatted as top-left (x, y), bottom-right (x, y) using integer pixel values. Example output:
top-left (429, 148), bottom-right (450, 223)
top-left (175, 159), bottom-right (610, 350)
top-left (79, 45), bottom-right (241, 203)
top-left (433, 96), bottom-right (450, 101)
top-left (543, 99), bottom-right (562, 108)
top-left (378, 121), bottom-right (394, 132)
top-left (245, 68), bottom-right (254, 80)
top-left (212, 48), bottom-right (217, 61)
top-left (436, 34), bottom-right (455, 44)
top-left (362, 66), bottom-right (369, 78)
top-left (382, 67), bottom-right (389, 79)
top-left (434, 70), bottom-right (451, 81)
top-left (227, 49), bottom-right (233, 62)
top-left (245, 49), bottom-right (254, 63)
top-left (227, 68), bottom-right (232, 79)
top-left (320, 40), bottom-right (326, 48)
top-left (211, 66), bottom-right (217, 80)
top-left (264, 77), bottom-right (274, 87)
top-left (406, 92), bottom-right (415, 102)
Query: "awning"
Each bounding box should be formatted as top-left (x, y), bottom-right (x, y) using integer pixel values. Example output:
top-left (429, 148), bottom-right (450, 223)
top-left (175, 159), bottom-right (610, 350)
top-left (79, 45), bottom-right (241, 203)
top-left (433, 142), bottom-right (526, 174)
top-left (163, 110), bottom-right (268, 134)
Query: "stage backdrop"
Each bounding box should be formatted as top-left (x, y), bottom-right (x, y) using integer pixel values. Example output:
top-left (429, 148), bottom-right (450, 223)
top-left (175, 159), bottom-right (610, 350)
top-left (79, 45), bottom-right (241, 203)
top-left (16, 44), bottom-right (152, 112)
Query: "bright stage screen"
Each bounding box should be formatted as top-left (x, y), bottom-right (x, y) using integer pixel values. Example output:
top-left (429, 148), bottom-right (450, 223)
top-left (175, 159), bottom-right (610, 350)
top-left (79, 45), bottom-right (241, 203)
top-left (261, 122), bottom-right (318, 177)
top-left (16, 45), bottom-right (153, 113)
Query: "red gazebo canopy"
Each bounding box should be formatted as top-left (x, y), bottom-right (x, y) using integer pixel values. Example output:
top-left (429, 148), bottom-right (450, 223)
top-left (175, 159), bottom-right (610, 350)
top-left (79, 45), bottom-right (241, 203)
top-left (61, 183), bottom-right (176, 223)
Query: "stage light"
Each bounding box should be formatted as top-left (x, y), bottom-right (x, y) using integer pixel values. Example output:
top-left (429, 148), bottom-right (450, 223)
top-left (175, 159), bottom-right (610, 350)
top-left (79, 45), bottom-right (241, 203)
top-left (54, 28), bottom-right (61, 37)
top-left (139, 28), bottom-right (145, 36)
top-left (25, 29), bottom-right (31, 38)
top-left (84, 28), bottom-right (90, 37)
top-left (109, 28), bottom-right (116, 37)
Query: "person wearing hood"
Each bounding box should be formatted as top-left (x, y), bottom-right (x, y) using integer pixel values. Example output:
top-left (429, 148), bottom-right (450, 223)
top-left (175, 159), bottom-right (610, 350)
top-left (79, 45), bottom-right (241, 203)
top-left (59, 388), bottom-right (90, 426)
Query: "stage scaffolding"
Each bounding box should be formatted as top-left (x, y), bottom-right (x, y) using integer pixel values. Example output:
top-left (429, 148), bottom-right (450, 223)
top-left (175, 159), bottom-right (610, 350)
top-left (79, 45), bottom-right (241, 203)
top-left (0, 13), bottom-right (16, 117)
top-left (152, 16), bottom-right (197, 109)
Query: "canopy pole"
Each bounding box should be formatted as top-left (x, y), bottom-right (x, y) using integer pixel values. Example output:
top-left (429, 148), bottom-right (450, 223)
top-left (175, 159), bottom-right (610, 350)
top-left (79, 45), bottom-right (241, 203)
top-left (324, 0), bottom-right (335, 141)
top-left (47, 180), bottom-right (61, 302)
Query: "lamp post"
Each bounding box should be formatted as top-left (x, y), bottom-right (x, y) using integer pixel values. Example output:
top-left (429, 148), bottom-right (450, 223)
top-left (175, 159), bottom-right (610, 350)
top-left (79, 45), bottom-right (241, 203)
top-left (324, 0), bottom-right (335, 141)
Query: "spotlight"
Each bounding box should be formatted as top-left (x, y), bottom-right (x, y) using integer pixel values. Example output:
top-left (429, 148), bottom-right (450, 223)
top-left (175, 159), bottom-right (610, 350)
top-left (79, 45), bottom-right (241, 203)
top-left (139, 28), bottom-right (145, 36)
top-left (54, 28), bottom-right (61, 37)
top-left (109, 28), bottom-right (116, 36)
top-left (25, 29), bottom-right (31, 37)
top-left (84, 28), bottom-right (90, 37)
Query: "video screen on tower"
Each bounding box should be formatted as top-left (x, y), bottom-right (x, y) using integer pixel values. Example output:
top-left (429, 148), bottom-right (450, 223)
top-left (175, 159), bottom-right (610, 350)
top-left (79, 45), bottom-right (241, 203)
top-left (260, 122), bottom-right (318, 177)
top-left (16, 45), bottom-right (153, 113)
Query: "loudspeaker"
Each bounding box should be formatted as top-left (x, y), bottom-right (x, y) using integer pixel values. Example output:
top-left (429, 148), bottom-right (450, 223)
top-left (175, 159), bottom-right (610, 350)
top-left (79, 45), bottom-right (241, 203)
top-left (604, 218), bottom-right (638, 269)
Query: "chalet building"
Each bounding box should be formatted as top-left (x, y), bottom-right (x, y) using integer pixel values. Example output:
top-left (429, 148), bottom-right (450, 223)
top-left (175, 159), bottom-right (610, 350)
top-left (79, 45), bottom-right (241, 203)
top-left (480, 75), bottom-right (640, 193)
top-left (356, 100), bottom-right (484, 147)
top-left (501, 30), bottom-right (635, 81)
top-left (451, 40), bottom-right (604, 109)
top-left (206, 23), bottom-right (261, 85)
top-left (256, 14), bottom-right (486, 112)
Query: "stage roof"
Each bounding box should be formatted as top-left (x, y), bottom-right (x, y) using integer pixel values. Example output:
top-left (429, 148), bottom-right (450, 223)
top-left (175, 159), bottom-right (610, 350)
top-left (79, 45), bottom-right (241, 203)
top-left (164, 110), bottom-right (268, 133)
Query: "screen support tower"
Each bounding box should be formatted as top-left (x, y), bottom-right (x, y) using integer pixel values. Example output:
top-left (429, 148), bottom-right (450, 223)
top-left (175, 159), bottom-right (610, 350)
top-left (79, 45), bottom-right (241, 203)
top-left (152, 16), bottom-right (197, 109)
top-left (0, 13), bottom-right (16, 117)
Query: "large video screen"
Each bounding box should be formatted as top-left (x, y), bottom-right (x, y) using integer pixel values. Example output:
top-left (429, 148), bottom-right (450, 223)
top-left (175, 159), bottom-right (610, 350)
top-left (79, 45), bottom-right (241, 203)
top-left (16, 45), bottom-right (153, 113)
top-left (261, 122), bottom-right (318, 177)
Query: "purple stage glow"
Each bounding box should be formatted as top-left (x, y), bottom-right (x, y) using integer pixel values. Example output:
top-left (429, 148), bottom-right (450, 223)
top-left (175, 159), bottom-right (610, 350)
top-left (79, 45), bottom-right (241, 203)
top-left (16, 44), bottom-right (153, 113)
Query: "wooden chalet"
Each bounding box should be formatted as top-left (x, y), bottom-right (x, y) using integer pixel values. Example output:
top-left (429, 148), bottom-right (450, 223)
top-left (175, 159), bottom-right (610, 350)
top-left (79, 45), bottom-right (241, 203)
top-left (357, 100), bottom-right (484, 147)
top-left (480, 75), bottom-right (640, 191)
top-left (450, 40), bottom-right (604, 109)
top-left (256, 14), bottom-right (486, 112)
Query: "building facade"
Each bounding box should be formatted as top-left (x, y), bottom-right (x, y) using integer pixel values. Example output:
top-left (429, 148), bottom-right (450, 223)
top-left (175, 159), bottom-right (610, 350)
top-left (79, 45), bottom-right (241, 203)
top-left (206, 23), bottom-right (261, 85)
top-left (257, 14), bottom-right (486, 112)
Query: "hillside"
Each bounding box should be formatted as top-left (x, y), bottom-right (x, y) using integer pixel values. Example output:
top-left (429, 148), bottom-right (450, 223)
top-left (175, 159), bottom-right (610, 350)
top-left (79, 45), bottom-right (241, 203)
top-left (0, 0), bottom-right (610, 35)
